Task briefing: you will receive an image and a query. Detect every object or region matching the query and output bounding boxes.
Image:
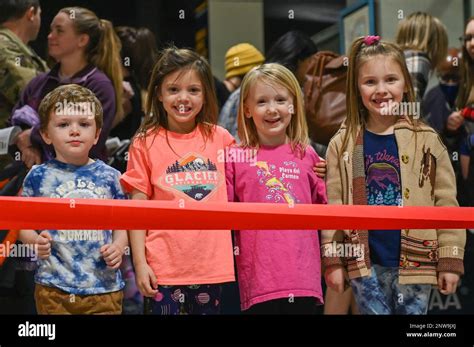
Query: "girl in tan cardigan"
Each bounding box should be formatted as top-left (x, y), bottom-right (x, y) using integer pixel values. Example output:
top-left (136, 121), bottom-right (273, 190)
top-left (322, 36), bottom-right (466, 315)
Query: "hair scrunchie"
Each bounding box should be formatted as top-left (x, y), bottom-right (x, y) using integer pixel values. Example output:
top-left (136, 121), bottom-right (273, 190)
top-left (363, 35), bottom-right (380, 46)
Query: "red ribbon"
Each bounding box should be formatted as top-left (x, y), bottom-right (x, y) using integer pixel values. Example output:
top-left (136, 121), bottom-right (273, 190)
top-left (0, 197), bottom-right (473, 230)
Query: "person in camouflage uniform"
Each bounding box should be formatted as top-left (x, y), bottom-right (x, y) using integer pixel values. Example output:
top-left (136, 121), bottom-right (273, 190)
top-left (0, 0), bottom-right (47, 170)
top-left (0, 0), bottom-right (46, 314)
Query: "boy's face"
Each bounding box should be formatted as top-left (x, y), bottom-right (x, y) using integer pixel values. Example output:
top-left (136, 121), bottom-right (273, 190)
top-left (41, 111), bottom-right (100, 165)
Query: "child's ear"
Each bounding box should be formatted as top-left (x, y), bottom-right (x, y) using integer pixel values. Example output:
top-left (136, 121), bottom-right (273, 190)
top-left (157, 87), bottom-right (163, 102)
top-left (94, 128), bottom-right (101, 145)
top-left (40, 129), bottom-right (52, 145)
top-left (243, 104), bottom-right (251, 118)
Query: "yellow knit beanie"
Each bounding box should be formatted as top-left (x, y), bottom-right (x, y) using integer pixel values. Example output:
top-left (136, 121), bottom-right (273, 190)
top-left (225, 43), bottom-right (265, 79)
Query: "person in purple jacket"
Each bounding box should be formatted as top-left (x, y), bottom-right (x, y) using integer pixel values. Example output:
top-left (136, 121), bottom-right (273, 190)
top-left (225, 63), bottom-right (327, 314)
top-left (9, 6), bottom-right (124, 167)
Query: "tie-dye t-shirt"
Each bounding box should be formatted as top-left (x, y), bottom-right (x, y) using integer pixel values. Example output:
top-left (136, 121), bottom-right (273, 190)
top-left (21, 159), bottom-right (125, 295)
top-left (364, 130), bottom-right (402, 267)
top-left (121, 126), bottom-right (235, 285)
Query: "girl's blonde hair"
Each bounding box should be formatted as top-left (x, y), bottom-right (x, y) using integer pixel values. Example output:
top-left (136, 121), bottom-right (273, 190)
top-left (342, 37), bottom-right (418, 154)
top-left (59, 7), bottom-right (124, 126)
top-left (238, 63), bottom-right (309, 156)
top-left (457, 17), bottom-right (474, 109)
top-left (395, 11), bottom-right (448, 69)
top-left (137, 46), bottom-right (218, 141)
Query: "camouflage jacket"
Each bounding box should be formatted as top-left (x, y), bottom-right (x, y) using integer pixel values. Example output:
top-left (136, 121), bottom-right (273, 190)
top-left (0, 27), bottom-right (48, 129)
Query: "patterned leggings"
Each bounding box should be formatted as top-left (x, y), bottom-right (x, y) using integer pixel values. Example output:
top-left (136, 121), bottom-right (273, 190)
top-left (350, 264), bottom-right (432, 315)
top-left (144, 284), bottom-right (222, 315)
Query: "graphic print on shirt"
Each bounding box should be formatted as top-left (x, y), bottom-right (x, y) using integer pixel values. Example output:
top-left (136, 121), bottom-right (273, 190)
top-left (159, 152), bottom-right (222, 201)
top-left (48, 177), bottom-right (109, 199)
top-left (255, 160), bottom-right (300, 204)
top-left (365, 150), bottom-right (402, 206)
top-left (43, 171), bottom-right (111, 241)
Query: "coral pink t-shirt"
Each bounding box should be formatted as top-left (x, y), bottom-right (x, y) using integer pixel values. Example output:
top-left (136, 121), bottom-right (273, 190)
top-left (121, 125), bottom-right (235, 285)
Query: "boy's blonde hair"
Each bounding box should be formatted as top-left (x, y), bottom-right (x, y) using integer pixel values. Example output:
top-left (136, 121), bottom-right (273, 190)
top-left (342, 37), bottom-right (418, 154)
top-left (238, 63), bottom-right (309, 155)
top-left (38, 84), bottom-right (103, 131)
top-left (395, 11), bottom-right (448, 69)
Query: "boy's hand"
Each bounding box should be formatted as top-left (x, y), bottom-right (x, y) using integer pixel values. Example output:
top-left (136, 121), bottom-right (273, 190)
top-left (100, 243), bottom-right (124, 270)
top-left (438, 272), bottom-right (460, 295)
top-left (35, 231), bottom-right (52, 259)
top-left (314, 158), bottom-right (327, 178)
top-left (135, 262), bottom-right (158, 297)
top-left (325, 265), bottom-right (347, 293)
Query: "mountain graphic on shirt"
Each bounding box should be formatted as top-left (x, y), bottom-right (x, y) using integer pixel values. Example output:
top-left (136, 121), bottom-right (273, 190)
top-left (166, 155), bottom-right (217, 173)
top-left (366, 162), bottom-right (402, 206)
top-left (160, 153), bottom-right (221, 201)
top-left (366, 162), bottom-right (400, 190)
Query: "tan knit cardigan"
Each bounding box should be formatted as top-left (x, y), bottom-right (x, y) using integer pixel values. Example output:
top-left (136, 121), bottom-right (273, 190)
top-left (321, 119), bottom-right (466, 285)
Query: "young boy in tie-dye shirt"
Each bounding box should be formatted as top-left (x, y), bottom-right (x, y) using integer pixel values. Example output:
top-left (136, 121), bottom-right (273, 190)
top-left (18, 85), bottom-right (127, 314)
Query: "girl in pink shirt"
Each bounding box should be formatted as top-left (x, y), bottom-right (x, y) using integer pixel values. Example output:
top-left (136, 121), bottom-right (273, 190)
top-left (121, 47), bottom-right (235, 315)
top-left (225, 63), bottom-right (327, 313)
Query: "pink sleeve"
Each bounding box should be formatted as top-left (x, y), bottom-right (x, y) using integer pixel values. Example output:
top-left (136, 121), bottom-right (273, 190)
top-left (308, 147), bottom-right (328, 205)
top-left (313, 177), bottom-right (328, 205)
top-left (225, 152), bottom-right (237, 202)
top-left (120, 138), bottom-right (153, 198)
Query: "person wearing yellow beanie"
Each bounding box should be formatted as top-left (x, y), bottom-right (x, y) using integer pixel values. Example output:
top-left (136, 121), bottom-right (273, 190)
top-left (223, 43), bottom-right (264, 93)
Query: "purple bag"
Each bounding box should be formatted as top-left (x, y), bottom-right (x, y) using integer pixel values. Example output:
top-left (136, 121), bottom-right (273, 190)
top-left (11, 105), bottom-right (40, 128)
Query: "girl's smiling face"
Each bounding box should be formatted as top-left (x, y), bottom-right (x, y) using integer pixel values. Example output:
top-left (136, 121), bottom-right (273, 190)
top-left (159, 68), bottom-right (204, 134)
top-left (358, 54), bottom-right (407, 120)
top-left (464, 19), bottom-right (474, 60)
top-left (244, 78), bottom-right (294, 146)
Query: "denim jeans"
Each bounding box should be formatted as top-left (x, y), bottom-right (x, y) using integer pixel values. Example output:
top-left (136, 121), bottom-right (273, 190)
top-left (350, 264), bottom-right (432, 315)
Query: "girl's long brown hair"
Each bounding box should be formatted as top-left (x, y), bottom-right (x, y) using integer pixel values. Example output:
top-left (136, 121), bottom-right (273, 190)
top-left (457, 17), bottom-right (474, 109)
top-left (136, 46), bottom-right (218, 143)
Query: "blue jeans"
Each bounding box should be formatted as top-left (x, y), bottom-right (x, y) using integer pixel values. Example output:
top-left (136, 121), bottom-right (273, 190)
top-left (350, 264), bottom-right (432, 315)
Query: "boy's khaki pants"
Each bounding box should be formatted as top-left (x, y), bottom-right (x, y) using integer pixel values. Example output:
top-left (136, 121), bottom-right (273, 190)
top-left (35, 284), bottom-right (123, 314)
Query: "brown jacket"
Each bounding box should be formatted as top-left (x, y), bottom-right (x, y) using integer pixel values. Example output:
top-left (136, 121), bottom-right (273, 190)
top-left (321, 119), bottom-right (466, 285)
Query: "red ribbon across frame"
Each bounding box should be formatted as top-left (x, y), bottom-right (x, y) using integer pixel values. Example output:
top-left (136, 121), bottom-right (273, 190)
top-left (0, 197), bottom-right (473, 230)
